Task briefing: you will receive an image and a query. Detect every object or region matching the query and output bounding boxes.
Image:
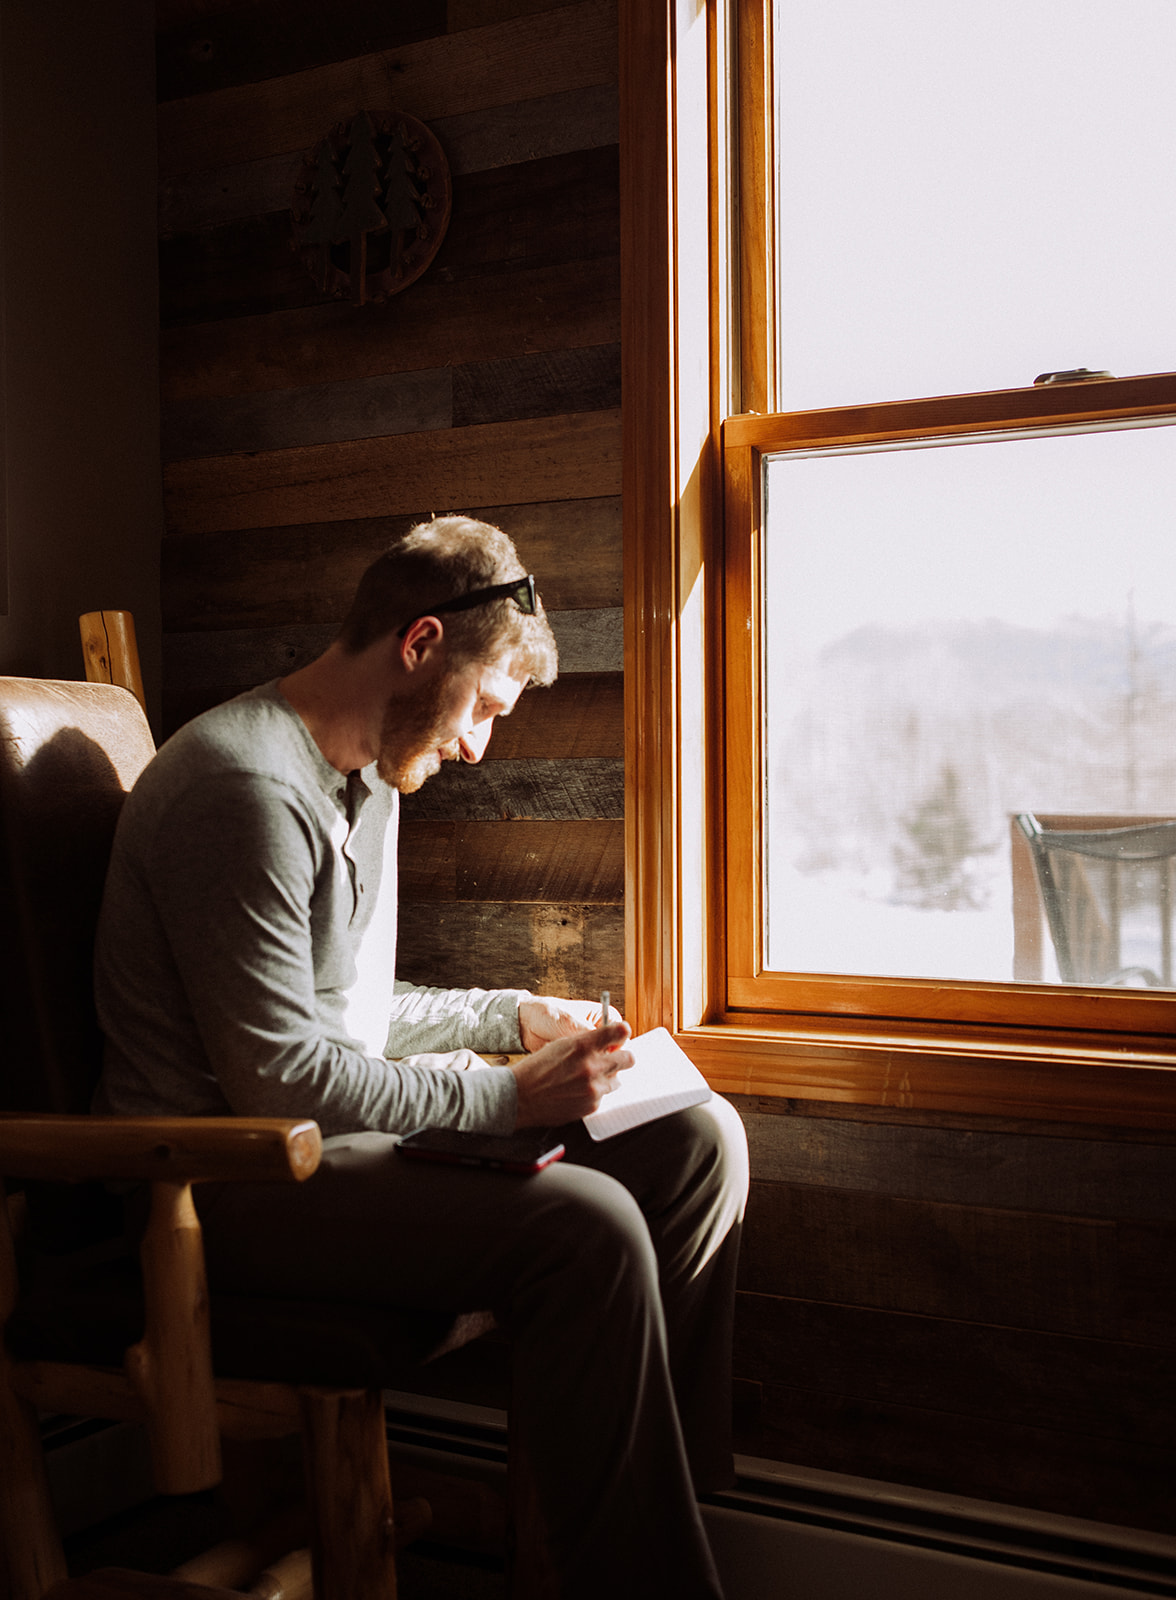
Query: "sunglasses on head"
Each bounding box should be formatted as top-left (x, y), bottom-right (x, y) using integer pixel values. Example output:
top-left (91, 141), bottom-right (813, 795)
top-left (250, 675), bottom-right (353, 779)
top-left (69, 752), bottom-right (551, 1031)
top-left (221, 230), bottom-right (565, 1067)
top-left (397, 574), bottom-right (537, 637)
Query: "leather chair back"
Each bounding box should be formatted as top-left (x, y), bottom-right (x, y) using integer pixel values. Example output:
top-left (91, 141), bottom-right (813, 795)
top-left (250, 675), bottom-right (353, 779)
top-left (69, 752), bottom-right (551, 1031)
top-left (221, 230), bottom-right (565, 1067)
top-left (0, 678), bottom-right (155, 1115)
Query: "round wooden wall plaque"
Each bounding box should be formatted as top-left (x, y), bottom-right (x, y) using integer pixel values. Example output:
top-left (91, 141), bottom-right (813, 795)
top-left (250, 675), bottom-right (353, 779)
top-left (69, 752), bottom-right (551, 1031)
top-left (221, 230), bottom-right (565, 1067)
top-left (292, 108), bottom-right (452, 305)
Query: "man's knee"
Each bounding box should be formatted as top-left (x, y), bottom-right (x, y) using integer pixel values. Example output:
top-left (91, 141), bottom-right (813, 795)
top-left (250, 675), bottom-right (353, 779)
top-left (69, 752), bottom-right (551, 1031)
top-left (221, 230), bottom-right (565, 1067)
top-left (510, 1163), bottom-right (665, 1335)
top-left (664, 1094), bottom-right (750, 1218)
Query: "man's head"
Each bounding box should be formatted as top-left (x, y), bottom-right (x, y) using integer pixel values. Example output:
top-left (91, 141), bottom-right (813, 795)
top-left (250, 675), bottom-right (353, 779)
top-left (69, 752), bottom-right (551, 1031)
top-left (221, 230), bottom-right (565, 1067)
top-left (336, 516), bottom-right (559, 793)
top-left (337, 515), bottom-right (559, 687)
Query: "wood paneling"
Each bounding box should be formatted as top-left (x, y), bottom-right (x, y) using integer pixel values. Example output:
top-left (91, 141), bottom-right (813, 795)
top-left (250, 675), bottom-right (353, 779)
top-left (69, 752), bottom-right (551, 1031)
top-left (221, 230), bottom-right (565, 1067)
top-left (396, 901), bottom-right (624, 1005)
top-left (737, 1104), bottom-right (1176, 1221)
top-left (162, 344), bottom-right (619, 460)
top-left (157, 0), bottom-right (618, 178)
top-left (481, 672), bottom-right (622, 760)
top-left (159, 84), bottom-right (618, 236)
top-left (452, 343), bottom-right (620, 429)
top-left (156, 2), bottom-right (449, 102)
top-left (162, 411), bottom-right (621, 535)
top-left (740, 1182), bottom-right (1118, 1337)
top-left (160, 259), bottom-right (620, 402)
top-left (748, 1378), bottom-right (1176, 1533)
top-left (735, 1295), bottom-right (1176, 1440)
top-left (727, 1096), bottom-right (1176, 1535)
top-left (398, 820), bottom-right (623, 902)
top-left (162, 367), bottom-right (454, 460)
top-left (449, 0), bottom-right (573, 30)
top-left (399, 757), bottom-right (622, 821)
top-left (160, 147), bottom-right (620, 326)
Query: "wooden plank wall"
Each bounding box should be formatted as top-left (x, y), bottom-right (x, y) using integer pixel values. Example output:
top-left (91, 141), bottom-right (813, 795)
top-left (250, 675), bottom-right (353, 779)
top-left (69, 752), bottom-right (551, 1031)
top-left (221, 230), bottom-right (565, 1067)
top-left (156, 0), bottom-right (624, 1004)
top-left (729, 1096), bottom-right (1176, 1534)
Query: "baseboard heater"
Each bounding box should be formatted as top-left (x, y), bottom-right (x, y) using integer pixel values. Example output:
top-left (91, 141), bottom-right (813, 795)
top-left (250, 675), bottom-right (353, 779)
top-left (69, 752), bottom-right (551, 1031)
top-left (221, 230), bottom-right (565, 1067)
top-left (381, 1391), bottom-right (1176, 1600)
top-left (41, 1398), bottom-right (1176, 1599)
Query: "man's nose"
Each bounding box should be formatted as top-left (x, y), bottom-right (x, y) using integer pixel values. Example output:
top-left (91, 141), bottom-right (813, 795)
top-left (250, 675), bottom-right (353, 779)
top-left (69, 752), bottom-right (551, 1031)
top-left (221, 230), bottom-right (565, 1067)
top-left (458, 720), bottom-right (494, 763)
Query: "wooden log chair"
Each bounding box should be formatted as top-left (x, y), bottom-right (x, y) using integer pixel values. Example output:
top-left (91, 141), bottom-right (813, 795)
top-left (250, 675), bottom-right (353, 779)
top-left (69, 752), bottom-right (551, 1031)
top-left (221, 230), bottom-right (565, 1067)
top-left (0, 676), bottom-right (524, 1600)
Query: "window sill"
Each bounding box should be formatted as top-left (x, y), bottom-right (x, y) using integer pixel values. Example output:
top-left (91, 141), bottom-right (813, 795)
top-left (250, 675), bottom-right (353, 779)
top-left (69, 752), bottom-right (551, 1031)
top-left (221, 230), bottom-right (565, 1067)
top-left (679, 1017), bottom-right (1176, 1130)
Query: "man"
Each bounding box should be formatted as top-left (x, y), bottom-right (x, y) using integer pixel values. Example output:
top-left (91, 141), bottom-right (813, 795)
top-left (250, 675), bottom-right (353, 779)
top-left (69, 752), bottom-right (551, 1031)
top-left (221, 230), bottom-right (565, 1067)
top-left (95, 516), bottom-right (748, 1600)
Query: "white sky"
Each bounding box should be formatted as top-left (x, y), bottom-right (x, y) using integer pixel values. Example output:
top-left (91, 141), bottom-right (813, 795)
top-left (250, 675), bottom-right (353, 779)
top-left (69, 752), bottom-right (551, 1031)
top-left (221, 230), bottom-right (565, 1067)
top-left (765, 423), bottom-right (1176, 656)
top-left (769, 0), bottom-right (1176, 657)
top-left (775, 0), bottom-right (1176, 412)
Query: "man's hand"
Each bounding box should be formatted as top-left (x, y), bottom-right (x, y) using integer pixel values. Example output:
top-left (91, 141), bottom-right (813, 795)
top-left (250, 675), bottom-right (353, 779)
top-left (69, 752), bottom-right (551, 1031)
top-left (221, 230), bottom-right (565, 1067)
top-left (511, 1022), bottom-right (634, 1128)
top-left (518, 995), bottom-right (621, 1052)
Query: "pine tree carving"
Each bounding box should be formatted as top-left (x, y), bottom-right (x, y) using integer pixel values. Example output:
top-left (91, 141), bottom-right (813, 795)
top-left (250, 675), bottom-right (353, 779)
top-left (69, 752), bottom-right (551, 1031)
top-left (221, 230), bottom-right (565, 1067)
top-left (298, 139), bottom-right (345, 289)
top-left (337, 110), bottom-right (387, 303)
top-left (292, 108), bottom-right (452, 305)
top-left (382, 125), bottom-right (423, 279)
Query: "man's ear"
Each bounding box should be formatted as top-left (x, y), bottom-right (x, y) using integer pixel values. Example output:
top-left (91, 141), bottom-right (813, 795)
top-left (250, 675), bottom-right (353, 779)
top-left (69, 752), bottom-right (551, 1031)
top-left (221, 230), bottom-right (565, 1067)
top-left (398, 615), bottom-right (446, 672)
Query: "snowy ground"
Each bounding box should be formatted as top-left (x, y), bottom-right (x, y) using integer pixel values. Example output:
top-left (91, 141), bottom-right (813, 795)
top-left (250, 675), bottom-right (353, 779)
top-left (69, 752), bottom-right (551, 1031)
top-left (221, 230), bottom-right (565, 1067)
top-left (766, 860), bottom-right (1055, 984)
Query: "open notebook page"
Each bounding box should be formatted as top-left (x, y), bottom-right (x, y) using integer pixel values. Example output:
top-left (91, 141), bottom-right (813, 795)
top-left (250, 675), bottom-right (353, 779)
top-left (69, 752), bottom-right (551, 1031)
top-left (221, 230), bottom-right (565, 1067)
top-left (582, 1026), bottom-right (711, 1141)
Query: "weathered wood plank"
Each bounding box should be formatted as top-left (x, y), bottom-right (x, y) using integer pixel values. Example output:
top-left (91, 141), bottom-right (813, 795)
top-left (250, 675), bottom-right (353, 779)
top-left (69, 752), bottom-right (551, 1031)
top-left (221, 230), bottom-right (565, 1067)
top-left (1119, 1221), bottom-right (1176, 1347)
top-left (750, 1378), bottom-right (1176, 1534)
top-left (161, 498), bottom-right (622, 628)
top-left (157, 0), bottom-right (448, 102)
top-left (726, 1090), bottom-right (1176, 1146)
top-left (398, 757), bottom-right (623, 821)
top-left (545, 608), bottom-right (621, 674)
top-left (738, 1181), bottom-right (1118, 1338)
top-left (162, 610), bottom-right (622, 690)
top-left (156, 0), bottom-right (239, 28)
top-left (160, 259), bottom-right (620, 402)
top-left (164, 622), bottom-right (336, 687)
top-left (449, 0), bottom-right (572, 29)
top-left (398, 820), bottom-right (623, 902)
top-left (162, 367), bottom-right (454, 460)
top-left (162, 411), bottom-right (621, 535)
top-left (162, 344), bottom-right (620, 461)
top-left (738, 1106), bottom-right (1176, 1221)
top-left (396, 901), bottom-right (624, 1003)
top-left (734, 1292), bottom-right (1176, 1445)
top-left (435, 146), bottom-right (619, 282)
top-left (483, 672), bottom-right (622, 760)
top-left (159, 212), bottom-right (313, 327)
top-left (160, 149), bottom-right (303, 241)
top-left (452, 344), bottom-right (620, 429)
top-left (436, 81), bottom-right (618, 177)
top-left (160, 149), bottom-right (619, 328)
top-left (157, 0), bottom-right (619, 178)
top-left (159, 85), bottom-right (620, 235)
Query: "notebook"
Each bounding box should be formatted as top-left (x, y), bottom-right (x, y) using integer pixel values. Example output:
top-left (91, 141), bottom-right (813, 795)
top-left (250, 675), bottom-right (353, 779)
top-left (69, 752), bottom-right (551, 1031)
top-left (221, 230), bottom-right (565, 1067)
top-left (582, 1026), bottom-right (712, 1141)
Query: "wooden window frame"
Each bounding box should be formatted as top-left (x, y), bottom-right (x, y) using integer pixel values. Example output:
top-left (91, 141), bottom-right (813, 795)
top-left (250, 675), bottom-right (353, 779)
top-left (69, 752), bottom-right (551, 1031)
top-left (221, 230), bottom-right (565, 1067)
top-left (620, 0), bottom-right (1176, 1128)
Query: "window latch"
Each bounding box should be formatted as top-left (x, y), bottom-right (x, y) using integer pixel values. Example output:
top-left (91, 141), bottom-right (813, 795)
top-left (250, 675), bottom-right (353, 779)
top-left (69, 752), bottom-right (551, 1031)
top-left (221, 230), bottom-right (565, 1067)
top-left (1033, 367), bottom-right (1115, 386)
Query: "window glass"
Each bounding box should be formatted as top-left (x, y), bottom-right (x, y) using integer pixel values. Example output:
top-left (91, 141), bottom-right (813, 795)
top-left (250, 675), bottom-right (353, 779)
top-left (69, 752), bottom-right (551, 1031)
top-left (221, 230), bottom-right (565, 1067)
top-left (762, 421), bottom-right (1176, 987)
top-left (774, 0), bottom-right (1176, 411)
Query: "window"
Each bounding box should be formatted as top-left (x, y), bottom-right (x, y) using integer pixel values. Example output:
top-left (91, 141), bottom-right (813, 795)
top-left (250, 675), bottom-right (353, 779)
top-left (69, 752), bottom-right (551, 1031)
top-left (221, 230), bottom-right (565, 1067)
top-left (621, 0), bottom-right (1176, 1126)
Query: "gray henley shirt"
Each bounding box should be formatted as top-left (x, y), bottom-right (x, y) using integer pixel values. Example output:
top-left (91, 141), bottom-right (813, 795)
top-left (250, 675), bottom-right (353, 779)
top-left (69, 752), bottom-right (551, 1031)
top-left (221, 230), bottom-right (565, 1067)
top-left (93, 680), bottom-right (524, 1136)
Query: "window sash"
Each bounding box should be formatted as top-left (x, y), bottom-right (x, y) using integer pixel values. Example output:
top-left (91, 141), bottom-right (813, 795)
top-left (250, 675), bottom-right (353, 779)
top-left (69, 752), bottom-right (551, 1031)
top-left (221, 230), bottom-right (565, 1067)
top-left (723, 372), bottom-right (1176, 1038)
top-left (619, 0), bottom-right (1176, 1125)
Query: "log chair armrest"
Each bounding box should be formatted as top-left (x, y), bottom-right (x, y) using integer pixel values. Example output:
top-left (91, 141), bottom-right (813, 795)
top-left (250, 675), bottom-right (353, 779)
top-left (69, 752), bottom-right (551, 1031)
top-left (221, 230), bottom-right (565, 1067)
top-left (0, 1115), bottom-right (322, 1185)
top-left (1, 1115), bottom-right (321, 1497)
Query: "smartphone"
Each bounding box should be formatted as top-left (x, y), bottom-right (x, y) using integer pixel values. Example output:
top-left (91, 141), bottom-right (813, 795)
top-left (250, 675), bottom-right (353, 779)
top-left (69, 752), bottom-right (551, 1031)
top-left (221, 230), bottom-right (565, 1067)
top-left (396, 1127), bottom-right (566, 1175)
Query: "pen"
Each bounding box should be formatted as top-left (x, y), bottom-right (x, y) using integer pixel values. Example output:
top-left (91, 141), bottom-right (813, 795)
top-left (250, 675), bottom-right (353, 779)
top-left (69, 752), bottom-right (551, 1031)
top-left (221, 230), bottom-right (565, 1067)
top-left (601, 990), bottom-right (610, 1027)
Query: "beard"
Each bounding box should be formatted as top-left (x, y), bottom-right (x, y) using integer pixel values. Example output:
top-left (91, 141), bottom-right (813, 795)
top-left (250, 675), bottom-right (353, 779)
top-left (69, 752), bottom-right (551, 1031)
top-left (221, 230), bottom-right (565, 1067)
top-left (376, 674), bottom-right (460, 793)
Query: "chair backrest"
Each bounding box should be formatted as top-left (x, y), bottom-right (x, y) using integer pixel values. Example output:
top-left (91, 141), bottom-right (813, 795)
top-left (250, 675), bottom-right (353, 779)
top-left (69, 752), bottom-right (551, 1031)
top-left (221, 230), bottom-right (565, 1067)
top-left (0, 678), bottom-right (156, 1114)
top-left (1015, 812), bottom-right (1176, 986)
